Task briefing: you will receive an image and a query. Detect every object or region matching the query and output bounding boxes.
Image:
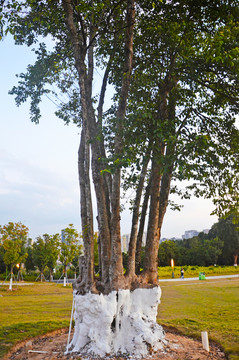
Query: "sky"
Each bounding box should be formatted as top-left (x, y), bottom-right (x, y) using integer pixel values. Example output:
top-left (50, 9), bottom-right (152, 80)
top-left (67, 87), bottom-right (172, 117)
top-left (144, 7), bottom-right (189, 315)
top-left (0, 36), bottom-right (219, 241)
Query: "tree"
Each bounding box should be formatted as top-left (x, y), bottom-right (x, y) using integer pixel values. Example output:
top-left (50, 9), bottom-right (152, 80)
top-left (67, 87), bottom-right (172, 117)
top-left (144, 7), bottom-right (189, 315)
top-left (1, 0), bottom-right (239, 356)
top-left (60, 224), bottom-right (82, 277)
top-left (32, 233), bottom-right (61, 281)
top-left (32, 235), bottom-right (49, 281)
top-left (174, 236), bottom-right (223, 266)
top-left (1, 0), bottom-right (136, 293)
top-left (0, 222), bottom-right (28, 275)
top-left (25, 238), bottom-right (35, 272)
top-left (158, 240), bottom-right (178, 267)
top-left (123, 0), bottom-right (239, 281)
top-left (45, 233), bottom-right (61, 280)
top-left (0, 244), bottom-right (6, 274)
top-left (209, 215), bottom-right (239, 265)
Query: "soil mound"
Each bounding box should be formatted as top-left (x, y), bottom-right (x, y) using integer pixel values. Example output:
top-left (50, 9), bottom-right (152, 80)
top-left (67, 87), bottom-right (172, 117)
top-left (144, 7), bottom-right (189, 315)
top-left (5, 328), bottom-right (227, 360)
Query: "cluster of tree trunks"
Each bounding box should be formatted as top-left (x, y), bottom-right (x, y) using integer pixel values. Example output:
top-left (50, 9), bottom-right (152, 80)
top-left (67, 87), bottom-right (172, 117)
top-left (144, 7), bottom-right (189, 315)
top-left (63, 0), bottom-right (175, 294)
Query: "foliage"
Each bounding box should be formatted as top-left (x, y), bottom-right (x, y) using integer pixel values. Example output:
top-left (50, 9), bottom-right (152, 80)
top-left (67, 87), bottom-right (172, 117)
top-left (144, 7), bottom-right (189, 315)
top-left (60, 224), bottom-right (82, 274)
top-left (122, 0), bottom-right (239, 219)
top-left (158, 215), bottom-right (239, 267)
top-left (0, 222), bottom-right (29, 273)
top-left (24, 239), bottom-right (35, 272)
top-left (158, 234), bottom-right (224, 267)
top-left (0, 223), bottom-right (84, 278)
top-left (32, 236), bottom-right (49, 276)
top-left (32, 233), bottom-right (60, 280)
top-left (0, 245), bottom-right (5, 273)
top-left (158, 240), bottom-right (179, 267)
top-left (45, 233), bottom-right (61, 276)
top-left (209, 214), bottom-right (239, 265)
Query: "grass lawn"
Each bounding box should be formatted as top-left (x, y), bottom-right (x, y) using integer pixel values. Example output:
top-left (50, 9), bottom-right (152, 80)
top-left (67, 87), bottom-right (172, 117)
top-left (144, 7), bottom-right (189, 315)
top-left (0, 276), bottom-right (238, 359)
top-left (158, 265), bottom-right (239, 278)
top-left (0, 283), bottom-right (73, 358)
top-left (158, 277), bottom-right (239, 360)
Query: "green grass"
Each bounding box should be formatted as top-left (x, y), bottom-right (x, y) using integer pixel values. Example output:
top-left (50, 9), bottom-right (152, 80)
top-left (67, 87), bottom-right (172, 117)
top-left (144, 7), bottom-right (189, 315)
top-left (158, 265), bottom-right (239, 278)
top-left (158, 277), bottom-right (239, 360)
top-left (0, 276), bottom-right (239, 359)
top-left (0, 283), bottom-right (73, 357)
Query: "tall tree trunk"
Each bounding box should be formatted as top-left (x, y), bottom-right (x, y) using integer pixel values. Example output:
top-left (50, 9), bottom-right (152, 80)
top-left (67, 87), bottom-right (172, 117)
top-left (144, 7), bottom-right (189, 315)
top-left (135, 179), bottom-right (151, 274)
top-left (126, 152), bottom-right (150, 280)
top-left (63, 0), bottom-right (113, 292)
top-left (64, 0), bottom-right (135, 292)
top-left (95, 49), bottom-right (116, 288)
top-left (158, 87), bottom-right (176, 233)
top-left (109, 0), bottom-right (135, 290)
top-left (143, 153), bottom-right (163, 284)
top-left (143, 78), bottom-right (177, 283)
top-left (63, 0), bottom-right (95, 292)
top-left (78, 128), bottom-right (95, 292)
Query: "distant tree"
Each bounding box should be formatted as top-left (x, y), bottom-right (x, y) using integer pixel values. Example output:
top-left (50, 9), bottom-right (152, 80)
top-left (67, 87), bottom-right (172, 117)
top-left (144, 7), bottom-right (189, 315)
top-left (0, 222), bottom-right (28, 275)
top-left (174, 236), bottom-right (223, 266)
top-left (0, 244), bottom-right (5, 273)
top-left (93, 232), bottom-right (100, 274)
top-left (32, 236), bottom-right (49, 281)
top-left (209, 215), bottom-right (239, 265)
top-left (158, 240), bottom-right (178, 267)
top-left (45, 234), bottom-right (61, 281)
top-left (60, 224), bottom-right (82, 277)
top-left (32, 233), bottom-right (61, 281)
top-left (25, 239), bottom-right (35, 272)
top-left (203, 237), bottom-right (224, 266)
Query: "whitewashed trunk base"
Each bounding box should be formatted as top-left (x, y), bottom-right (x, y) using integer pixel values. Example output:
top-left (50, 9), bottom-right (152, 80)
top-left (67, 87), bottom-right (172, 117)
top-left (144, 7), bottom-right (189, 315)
top-left (68, 286), bottom-right (167, 357)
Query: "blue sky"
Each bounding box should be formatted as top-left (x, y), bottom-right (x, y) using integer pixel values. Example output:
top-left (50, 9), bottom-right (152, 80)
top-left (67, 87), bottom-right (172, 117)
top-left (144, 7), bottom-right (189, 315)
top-left (0, 36), bottom-right (218, 240)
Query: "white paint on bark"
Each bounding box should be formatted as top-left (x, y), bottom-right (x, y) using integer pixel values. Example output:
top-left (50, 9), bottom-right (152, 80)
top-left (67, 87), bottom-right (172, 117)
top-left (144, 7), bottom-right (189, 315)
top-left (68, 286), bottom-right (166, 357)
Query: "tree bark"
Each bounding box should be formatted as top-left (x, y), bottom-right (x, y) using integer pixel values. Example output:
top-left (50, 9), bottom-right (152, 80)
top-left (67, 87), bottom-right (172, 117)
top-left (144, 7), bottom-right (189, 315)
top-left (135, 179), bottom-right (151, 274)
top-left (158, 86), bottom-right (177, 231)
top-left (63, 0), bottom-right (96, 292)
top-left (142, 76), bottom-right (177, 283)
top-left (143, 153), bottom-right (163, 284)
top-left (78, 128), bottom-right (95, 292)
top-left (126, 152), bottom-right (150, 279)
top-left (109, 0), bottom-right (135, 290)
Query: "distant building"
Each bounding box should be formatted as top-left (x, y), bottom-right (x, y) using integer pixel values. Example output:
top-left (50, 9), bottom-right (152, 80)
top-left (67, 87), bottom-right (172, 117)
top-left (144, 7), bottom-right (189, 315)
top-left (61, 229), bottom-right (83, 247)
top-left (121, 232), bottom-right (146, 252)
top-left (61, 229), bottom-right (66, 243)
top-left (182, 230), bottom-right (199, 239)
top-left (181, 228), bottom-right (210, 239)
top-left (121, 228), bottom-right (210, 250)
top-left (121, 234), bottom-right (130, 253)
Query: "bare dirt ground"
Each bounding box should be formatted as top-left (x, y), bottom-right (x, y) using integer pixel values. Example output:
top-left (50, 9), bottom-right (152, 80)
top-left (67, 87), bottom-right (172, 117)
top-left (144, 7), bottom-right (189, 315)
top-left (4, 328), bottom-right (227, 360)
